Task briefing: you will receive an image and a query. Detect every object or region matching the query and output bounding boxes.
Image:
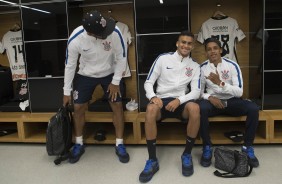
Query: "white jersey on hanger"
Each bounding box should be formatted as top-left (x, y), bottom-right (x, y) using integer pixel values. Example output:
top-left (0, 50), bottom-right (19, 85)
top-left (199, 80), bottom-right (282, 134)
top-left (197, 16), bottom-right (246, 63)
top-left (116, 21), bottom-right (132, 77)
top-left (1, 30), bottom-right (26, 81)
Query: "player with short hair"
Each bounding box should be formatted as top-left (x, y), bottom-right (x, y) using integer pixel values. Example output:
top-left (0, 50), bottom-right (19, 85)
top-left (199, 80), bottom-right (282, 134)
top-left (139, 31), bottom-right (201, 183)
top-left (198, 37), bottom-right (260, 168)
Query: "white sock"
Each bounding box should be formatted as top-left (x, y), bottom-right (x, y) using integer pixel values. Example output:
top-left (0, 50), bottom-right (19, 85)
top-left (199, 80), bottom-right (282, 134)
top-left (116, 138), bottom-right (123, 147)
top-left (75, 136), bottom-right (83, 145)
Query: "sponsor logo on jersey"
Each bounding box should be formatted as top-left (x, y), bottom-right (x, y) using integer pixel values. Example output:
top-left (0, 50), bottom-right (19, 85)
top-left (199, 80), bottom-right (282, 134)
top-left (19, 86), bottom-right (28, 95)
top-left (212, 26), bottom-right (228, 32)
top-left (10, 37), bottom-right (22, 42)
top-left (221, 70), bottom-right (230, 80)
top-left (102, 41), bottom-right (111, 51)
top-left (185, 67), bottom-right (193, 77)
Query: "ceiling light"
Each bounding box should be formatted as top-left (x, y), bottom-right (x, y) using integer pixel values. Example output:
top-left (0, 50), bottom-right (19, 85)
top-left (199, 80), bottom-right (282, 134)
top-left (0, 0), bottom-right (51, 14)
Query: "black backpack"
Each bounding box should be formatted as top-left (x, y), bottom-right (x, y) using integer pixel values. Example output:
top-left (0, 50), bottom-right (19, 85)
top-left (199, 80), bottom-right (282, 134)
top-left (46, 106), bottom-right (73, 165)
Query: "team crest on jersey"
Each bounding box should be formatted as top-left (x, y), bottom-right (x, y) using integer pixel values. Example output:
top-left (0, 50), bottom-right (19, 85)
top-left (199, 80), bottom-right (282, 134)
top-left (221, 70), bottom-right (230, 80)
top-left (102, 41), bottom-right (111, 51)
top-left (185, 67), bottom-right (193, 77)
top-left (100, 17), bottom-right (107, 27)
top-left (73, 90), bottom-right (79, 100)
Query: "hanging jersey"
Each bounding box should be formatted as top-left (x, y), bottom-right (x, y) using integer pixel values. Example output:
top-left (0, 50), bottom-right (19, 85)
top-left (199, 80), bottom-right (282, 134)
top-left (116, 21), bottom-right (132, 78)
top-left (197, 16), bottom-right (245, 63)
top-left (116, 22), bottom-right (132, 45)
top-left (0, 41), bottom-right (4, 53)
top-left (1, 30), bottom-right (26, 81)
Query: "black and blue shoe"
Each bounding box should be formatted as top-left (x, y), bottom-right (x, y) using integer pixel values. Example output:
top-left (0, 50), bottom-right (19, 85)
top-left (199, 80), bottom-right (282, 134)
top-left (200, 145), bottom-right (213, 167)
top-left (115, 144), bottom-right (130, 163)
top-left (69, 144), bottom-right (85, 164)
top-left (242, 146), bottom-right (259, 167)
top-left (139, 159), bottom-right (159, 183)
top-left (181, 153), bottom-right (194, 176)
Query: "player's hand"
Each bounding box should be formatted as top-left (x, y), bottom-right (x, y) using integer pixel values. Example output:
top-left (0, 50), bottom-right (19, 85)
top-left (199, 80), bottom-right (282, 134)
top-left (149, 96), bottom-right (163, 109)
top-left (207, 70), bottom-right (221, 86)
top-left (107, 83), bottom-right (121, 102)
top-left (208, 96), bottom-right (225, 109)
top-left (63, 95), bottom-right (72, 107)
top-left (165, 98), bottom-right (180, 112)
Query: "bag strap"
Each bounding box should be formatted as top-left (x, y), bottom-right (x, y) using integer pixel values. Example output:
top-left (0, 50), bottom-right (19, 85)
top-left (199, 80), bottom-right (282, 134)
top-left (214, 152), bottom-right (253, 178)
top-left (214, 166), bottom-right (253, 178)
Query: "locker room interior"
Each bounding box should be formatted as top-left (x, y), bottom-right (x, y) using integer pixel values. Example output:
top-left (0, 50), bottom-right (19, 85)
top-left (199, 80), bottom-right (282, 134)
top-left (0, 0), bottom-right (281, 112)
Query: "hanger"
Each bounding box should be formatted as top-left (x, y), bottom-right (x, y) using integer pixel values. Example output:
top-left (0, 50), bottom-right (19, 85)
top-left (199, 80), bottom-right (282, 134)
top-left (213, 10), bottom-right (226, 18)
top-left (212, 1), bottom-right (226, 19)
top-left (10, 23), bottom-right (21, 32)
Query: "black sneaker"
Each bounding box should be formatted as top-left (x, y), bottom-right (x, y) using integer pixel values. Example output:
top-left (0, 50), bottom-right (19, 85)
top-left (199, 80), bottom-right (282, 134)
top-left (242, 146), bottom-right (259, 167)
top-left (139, 159), bottom-right (159, 183)
top-left (69, 144), bottom-right (85, 164)
top-left (200, 145), bottom-right (213, 167)
top-left (115, 144), bottom-right (130, 163)
top-left (181, 153), bottom-right (194, 176)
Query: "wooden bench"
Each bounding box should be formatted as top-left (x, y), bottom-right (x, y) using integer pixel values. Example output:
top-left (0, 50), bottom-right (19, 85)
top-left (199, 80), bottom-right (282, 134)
top-left (0, 111), bottom-right (139, 144)
top-left (264, 110), bottom-right (282, 143)
top-left (0, 110), bottom-right (274, 144)
top-left (136, 111), bottom-right (270, 144)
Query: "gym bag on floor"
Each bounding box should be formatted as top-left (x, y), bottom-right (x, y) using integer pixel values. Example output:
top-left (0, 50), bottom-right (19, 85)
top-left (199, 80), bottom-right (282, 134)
top-left (46, 106), bottom-right (73, 165)
top-left (214, 146), bottom-right (253, 178)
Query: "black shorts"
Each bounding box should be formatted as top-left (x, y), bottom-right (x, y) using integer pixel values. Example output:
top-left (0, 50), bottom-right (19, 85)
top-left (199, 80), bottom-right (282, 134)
top-left (158, 97), bottom-right (195, 122)
top-left (73, 73), bottom-right (124, 104)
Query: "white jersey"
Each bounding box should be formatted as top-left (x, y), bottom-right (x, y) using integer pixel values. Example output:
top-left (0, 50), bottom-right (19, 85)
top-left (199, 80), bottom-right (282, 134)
top-left (116, 21), bottom-right (132, 45)
top-left (64, 25), bottom-right (127, 96)
top-left (116, 21), bottom-right (132, 77)
top-left (197, 16), bottom-right (245, 63)
top-left (200, 57), bottom-right (243, 100)
top-left (144, 51), bottom-right (201, 104)
top-left (1, 30), bottom-right (26, 81)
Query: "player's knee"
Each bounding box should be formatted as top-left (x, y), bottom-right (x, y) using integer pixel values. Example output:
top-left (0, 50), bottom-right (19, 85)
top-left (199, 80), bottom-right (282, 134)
top-left (186, 102), bottom-right (200, 115)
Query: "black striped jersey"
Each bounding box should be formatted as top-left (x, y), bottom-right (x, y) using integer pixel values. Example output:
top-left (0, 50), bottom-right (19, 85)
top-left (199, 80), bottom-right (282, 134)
top-left (197, 16), bottom-right (245, 63)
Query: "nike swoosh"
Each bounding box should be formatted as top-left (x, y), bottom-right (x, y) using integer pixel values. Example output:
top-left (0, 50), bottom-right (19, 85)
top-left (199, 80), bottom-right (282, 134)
top-left (83, 49), bottom-right (90, 51)
top-left (166, 67), bottom-right (173, 69)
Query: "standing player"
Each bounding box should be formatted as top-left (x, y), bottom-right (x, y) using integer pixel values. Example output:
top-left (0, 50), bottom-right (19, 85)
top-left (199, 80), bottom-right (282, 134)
top-left (63, 10), bottom-right (129, 164)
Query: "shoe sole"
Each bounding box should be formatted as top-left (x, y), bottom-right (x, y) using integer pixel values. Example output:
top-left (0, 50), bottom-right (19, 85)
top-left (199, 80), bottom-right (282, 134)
top-left (139, 167), bottom-right (159, 183)
top-left (249, 161), bottom-right (259, 168)
top-left (200, 160), bottom-right (211, 167)
top-left (182, 167), bottom-right (194, 177)
top-left (115, 151), bottom-right (130, 163)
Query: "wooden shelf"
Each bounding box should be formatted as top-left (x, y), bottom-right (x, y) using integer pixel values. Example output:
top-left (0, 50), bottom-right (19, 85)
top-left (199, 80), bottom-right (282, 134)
top-left (209, 121), bottom-right (269, 144)
top-left (139, 122), bottom-right (202, 144)
top-left (0, 133), bottom-right (21, 142)
top-left (0, 121), bottom-right (21, 142)
top-left (266, 110), bottom-right (282, 143)
top-left (83, 122), bottom-right (137, 144)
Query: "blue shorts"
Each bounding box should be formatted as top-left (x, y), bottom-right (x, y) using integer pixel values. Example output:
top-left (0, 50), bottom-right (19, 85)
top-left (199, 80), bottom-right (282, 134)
top-left (158, 98), bottom-right (195, 121)
top-left (73, 73), bottom-right (124, 104)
